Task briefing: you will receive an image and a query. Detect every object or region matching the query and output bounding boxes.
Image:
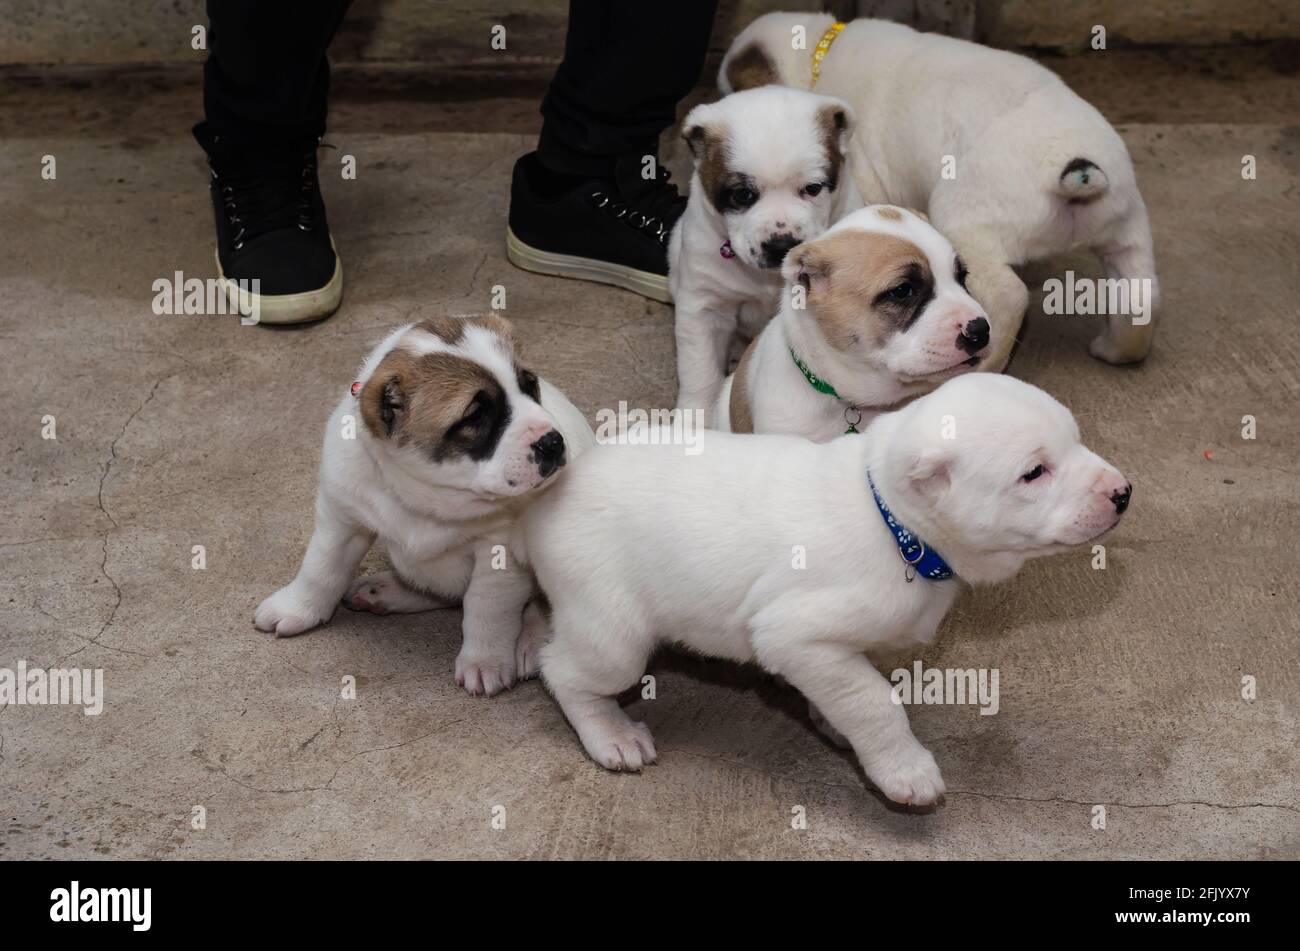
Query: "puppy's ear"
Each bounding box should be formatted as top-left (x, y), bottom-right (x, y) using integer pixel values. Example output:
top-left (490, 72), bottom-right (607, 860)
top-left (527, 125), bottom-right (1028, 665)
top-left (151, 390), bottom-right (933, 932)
top-left (681, 104), bottom-right (718, 160)
top-left (783, 242), bottom-right (831, 300)
top-left (905, 447), bottom-right (952, 498)
top-left (817, 99), bottom-right (855, 178)
top-left (360, 374), bottom-right (407, 439)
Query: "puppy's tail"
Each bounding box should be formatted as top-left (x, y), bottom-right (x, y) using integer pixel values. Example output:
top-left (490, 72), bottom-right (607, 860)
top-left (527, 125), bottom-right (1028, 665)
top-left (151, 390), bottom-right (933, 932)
top-left (1055, 157), bottom-right (1109, 204)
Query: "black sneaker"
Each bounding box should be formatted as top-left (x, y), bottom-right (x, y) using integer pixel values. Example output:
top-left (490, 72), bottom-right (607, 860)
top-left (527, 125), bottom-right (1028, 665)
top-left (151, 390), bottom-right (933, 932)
top-left (194, 123), bottom-right (343, 324)
top-left (506, 152), bottom-right (685, 303)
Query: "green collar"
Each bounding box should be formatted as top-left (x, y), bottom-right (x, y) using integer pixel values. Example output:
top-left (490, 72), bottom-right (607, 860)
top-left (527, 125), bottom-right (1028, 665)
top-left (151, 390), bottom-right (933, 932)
top-left (789, 348), bottom-right (862, 434)
top-left (790, 348), bottom-right (841, 398)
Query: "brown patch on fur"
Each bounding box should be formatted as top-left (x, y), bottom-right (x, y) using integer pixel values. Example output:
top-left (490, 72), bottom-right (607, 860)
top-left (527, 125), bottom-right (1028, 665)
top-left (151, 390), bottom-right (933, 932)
top-left (789, 230), bottom-right (934, 351)
top-left (684, 122), bottom-right (734, 213)
top-left (875, 207), bottom-right (902, 221)
top-left (728, 340), bottom-right (758, 434)
top-left (360, 348), bottom-right (501, 450)
top-left (817, 103), bottom-right (849, 190)
top-left (909, 208), bottom-right (930, 222)
top-left (415, 312), bottom-right (514, 346)
top-left (726, 43), bottom-right (778, 92)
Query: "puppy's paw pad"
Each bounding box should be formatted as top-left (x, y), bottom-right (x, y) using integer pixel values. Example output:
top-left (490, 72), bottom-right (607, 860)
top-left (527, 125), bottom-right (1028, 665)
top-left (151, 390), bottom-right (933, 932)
top-left (455, 653), bottom-right (517, 697)
top-left (585, 719), bottom-right (657, 773)
top-left (254, 588), bottom-right (330, 637)
top-left (871, 748), bottom-right (946, 807)
top-left (343, 575), bottom-right (397, 614)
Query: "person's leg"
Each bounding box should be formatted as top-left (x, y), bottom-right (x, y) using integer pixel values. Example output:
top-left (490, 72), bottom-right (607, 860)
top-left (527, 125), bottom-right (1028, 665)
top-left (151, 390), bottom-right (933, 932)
top-left (537, 0), bottom-right (719, 179)
top-left (507, 0), bottom-right (720, 302)
top-left (194, 0), bottom-right (351, 325)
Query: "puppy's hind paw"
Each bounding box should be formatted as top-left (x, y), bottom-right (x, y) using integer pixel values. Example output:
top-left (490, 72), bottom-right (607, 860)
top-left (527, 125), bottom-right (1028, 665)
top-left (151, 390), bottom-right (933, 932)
top-left (515, 603), bottom-right (550, 681)
top-left (254, 586), bottom-right (333, 637)
top-left (867, 746), bottom-right (946, 807)
top-left (343, 571), bottom-right (447, 615)
top-left (582, 717), bottom-right (658, 773)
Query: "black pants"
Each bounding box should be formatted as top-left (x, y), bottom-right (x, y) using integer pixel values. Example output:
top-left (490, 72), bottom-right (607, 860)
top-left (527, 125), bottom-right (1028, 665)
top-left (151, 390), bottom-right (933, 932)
top-left (199, 0), bottom-right (718, 176)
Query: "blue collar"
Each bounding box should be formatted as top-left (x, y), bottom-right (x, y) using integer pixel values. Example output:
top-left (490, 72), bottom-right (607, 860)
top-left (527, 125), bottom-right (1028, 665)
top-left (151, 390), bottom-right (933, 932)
top-left (866, 469), bottom-right (955, 581)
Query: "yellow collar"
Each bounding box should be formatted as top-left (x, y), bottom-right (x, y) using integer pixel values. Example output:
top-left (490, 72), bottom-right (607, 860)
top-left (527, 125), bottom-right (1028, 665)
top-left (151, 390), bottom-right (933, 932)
top-left (812, 22), bottom-right (846, 87)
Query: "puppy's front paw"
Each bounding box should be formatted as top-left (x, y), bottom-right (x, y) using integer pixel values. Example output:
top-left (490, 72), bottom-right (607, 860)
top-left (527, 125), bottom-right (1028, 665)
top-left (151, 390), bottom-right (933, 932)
top-left (455, 649), bottom-right (517, 697)
top-left (254, 586), bottom-right (333, 637)
top-left (582, 717), bottom-right (657, 773)
top-left (866, 745), bottom-right (946, 807)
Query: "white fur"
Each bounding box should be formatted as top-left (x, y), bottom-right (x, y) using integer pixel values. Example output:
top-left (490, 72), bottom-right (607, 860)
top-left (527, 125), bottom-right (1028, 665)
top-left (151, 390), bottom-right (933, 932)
top-left (254, 321), bottom-right (595, 697)
top-left (720, 13), bottom-right (1159, 367)
top-left (715, 205), bottom-right (990, 441)
top-left (521, 373), bottom-right (1130, 804)
top-left (669, 85), bottom-right (862, 421)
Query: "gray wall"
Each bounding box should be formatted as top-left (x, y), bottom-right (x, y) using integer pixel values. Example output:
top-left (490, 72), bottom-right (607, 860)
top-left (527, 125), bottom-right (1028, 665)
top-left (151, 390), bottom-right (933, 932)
top-left (1, 0), bottom-right (1295, 67)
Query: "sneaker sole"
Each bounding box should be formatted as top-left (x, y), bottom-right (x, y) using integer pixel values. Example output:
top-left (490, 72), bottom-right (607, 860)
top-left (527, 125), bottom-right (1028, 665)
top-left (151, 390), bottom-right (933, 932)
top-left (506, 226), bottom-right (672, 304)
top-left (214, 242), bottom-right (344, 325)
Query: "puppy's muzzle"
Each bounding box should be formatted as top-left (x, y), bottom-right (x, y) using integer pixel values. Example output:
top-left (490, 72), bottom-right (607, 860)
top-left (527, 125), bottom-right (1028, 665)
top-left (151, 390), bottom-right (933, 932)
top-left (760, 233), bottom-right (799, 269)
top-left (531, 429), bottom-right (566, 478)
top-left (957, 317), bottom-right (990, 355)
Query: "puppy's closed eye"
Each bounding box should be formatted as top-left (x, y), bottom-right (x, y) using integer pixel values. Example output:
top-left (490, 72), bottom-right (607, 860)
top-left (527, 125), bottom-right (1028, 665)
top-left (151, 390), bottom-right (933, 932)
top-left (1021, 464), bottom-right (1046, 482)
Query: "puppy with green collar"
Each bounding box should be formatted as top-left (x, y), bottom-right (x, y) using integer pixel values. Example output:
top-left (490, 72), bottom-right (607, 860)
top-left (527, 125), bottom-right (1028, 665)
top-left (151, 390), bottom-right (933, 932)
top-left (716, 205), bottom-right (990, 441)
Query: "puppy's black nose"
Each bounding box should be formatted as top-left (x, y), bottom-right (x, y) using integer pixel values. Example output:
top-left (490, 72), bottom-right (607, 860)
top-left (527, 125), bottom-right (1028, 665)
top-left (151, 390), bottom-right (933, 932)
top-left (1111, 483), bottom-right (1132, 514)
top-left (957, 316), bottom-right (990, 354)
top-left (760, 233), bottom-right (798, 267)
top-left (531, 429), bottom-right (566, 477)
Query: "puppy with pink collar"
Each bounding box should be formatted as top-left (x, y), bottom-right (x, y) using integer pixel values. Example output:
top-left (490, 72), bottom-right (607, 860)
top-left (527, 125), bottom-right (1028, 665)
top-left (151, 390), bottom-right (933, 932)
top-left (669, 85), bottom-right (862, 423)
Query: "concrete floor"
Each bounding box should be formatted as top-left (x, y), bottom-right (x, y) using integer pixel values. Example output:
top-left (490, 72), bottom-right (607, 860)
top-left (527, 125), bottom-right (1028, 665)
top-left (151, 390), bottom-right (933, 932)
top-left (1, 49), bottom-right (1298, 859)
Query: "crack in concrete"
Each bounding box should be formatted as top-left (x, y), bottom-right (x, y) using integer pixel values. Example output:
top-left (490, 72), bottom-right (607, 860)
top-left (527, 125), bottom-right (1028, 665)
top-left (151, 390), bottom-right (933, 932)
top-left (59, 373), bottom-right (171, 663)
top-left (465, 250), bottom-right (488, 298)
top-left (206, 717), bottom-right (468, 795)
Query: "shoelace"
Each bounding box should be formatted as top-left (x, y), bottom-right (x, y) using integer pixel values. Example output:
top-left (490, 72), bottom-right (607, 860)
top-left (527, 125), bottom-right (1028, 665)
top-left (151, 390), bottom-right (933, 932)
top-left (586, 166), bottom-right (685, 246)
top-left (211, 140), bottom-right (322, 250)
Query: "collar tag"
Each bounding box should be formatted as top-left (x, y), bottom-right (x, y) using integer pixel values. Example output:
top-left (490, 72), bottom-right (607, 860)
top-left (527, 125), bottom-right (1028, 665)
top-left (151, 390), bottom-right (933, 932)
top-left (866, 469), bottom-right (955, 582)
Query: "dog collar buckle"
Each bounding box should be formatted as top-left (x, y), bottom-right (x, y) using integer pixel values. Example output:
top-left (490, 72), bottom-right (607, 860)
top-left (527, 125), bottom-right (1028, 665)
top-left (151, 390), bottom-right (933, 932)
top-left (866, 469), bottom-right (955, 582)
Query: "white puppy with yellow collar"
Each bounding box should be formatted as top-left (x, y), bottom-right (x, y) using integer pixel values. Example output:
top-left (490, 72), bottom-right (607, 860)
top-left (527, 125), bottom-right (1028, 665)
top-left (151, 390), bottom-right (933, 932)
top-left (720, 13), bottom-right (1159, 370)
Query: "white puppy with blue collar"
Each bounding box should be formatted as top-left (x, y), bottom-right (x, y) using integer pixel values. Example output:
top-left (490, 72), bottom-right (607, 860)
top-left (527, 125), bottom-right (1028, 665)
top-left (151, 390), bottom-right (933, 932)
top-left (520, 373), bottom-right (1131, 806)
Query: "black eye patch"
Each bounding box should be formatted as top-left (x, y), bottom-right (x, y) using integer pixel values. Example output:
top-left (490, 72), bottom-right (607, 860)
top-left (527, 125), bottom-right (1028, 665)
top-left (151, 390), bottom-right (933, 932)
top-left (955, 257), bottom-right (969, 289)
top-left (436, 385), bottom-right (511, 462)
top-left (873, 263), bottom-right (935, 331)
top-left (711, 174), bottom-right (759, 214)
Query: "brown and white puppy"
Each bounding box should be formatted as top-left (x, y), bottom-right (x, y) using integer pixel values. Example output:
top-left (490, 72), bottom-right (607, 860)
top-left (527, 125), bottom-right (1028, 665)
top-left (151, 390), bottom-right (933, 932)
top-left (669, 85), bottom-right (862, 424)
top-left (716, 206), bottom-right (990, 442)
top-left (254, 315), bottom-right (595, 696)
